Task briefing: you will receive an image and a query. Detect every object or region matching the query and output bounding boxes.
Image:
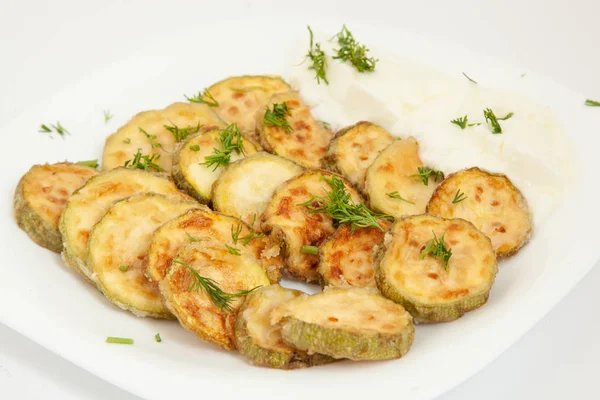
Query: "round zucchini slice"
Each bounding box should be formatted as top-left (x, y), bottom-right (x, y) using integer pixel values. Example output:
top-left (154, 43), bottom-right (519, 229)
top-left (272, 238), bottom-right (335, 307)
top-left (59, 167), bottom-right (190, 282)
top-left (87, 193), bottom-right (199, 318)
top-left (146, 208), bottom-right (283, 284)
top-left (205, 75), bottom-right (291, 135)
top-left (160, 241), bottom-right (271, 350)
top-left (211, 152), bottom-right (303, 225)
top-left (234, 284), bottom-right (334, 369)
top-left (256, 91), bottom-right (333, 169)
top-left (172, 125), bottom-right (259, 203)
top-left (261, 170), bottom-right (363, 283)
top-left (318, 221), bottom-right (391, 288)
top-left (426, 167), bottom-right (533, 258)
top-left (375, 214), bottom-right (498, 323)
top-left (271, 287), bottom-right (415, 361)
top-left (365, 138), bottom-right (441, 218)
top-left (322, 121), bottom-right (394, 190)
top-left (14, 162), bottom-right (97, 253)
top-left (102, 102), bottom-right (226, 173)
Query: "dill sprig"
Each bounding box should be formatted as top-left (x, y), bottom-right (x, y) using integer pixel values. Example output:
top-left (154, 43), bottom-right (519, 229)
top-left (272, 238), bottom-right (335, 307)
top-left (39, 122), bottom-right (70, 138)
top-left (76, 159), bottom-right (99, 168)
top-left (164, 122), bottom-right (202, 142)
top-left (263, 102), bottom-right (293, 133)
top-left (452, 189), bottom-right (467, 204)
top-left (139, 127), bottom-right (164, 151)
top-left (189, 145), bottom-right (200, 151)
top-left (106, 337), bottom-right (134, 345)
top-left (200, 123), bottom-right (246, 171)
top-left (186, 232), bottom-right (203, 242)
top-left (185, 89), bottom-right (219, 107)
top-left (225, 244), bottom-right (241, 256)
top-left (231, 215), bottom-right (265, 246)
top-left (332, 25), bottom-right (378, 73)
top-left (304, 26), bottom-right (329, 85)
top-left (411, 167), bottom-right (445, 186)
top-left (483, 108), bottom-right (513, 134)
top-left (173, 259), bottom-right (259, 312)
top-left (586, 99), bottom-right (600, 107)
top-left (299, 175), bottom-right (393, 231)
top-left (386, 191), bottom-right (415, 204)
top-left (124, 148), bottom-right (164, 172)
top-left (451, 115), bottom-right (468, 130)
top-left (420, 231), bottom-right (452, 271)
top-left (103, 110), bottom-right (113, 124)
top-left (462, 72), bottom-right (478, 84)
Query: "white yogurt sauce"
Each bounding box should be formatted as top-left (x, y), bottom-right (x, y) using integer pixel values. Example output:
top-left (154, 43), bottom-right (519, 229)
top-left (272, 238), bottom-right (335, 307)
top-left (287, 40), bottom-right (577, 226)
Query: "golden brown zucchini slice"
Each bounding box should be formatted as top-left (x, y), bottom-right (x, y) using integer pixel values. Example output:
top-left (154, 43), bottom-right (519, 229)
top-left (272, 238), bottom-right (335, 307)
top-left (271, 287), bottom-right (414, 361)
top-left (205, 75), bottom-right (291, 135)
top-left (426, 167), bottom-right (533, 258)
top-left (160, 241), bottom-right (271, 350)
top-left (256, 92), bottom-right (332, 169)
top-left (87, 193), bottom-right (198, 317)
top-left (234, 284), bottom-right (334, 369)
top-left (322, 121), bottom-right (394, 189)
top-left (14, 162), bottom-right (97, 253)
top-left (375, 214), bottom-right (498, 323)
top-left (365, 138), bottom-right (441, 218)
top-left (211, 153), bottom-right (303, 225)
top-left (261, 171), bottom-right (363, 283)
top-left (172, 125), bottom-right (259, 203)
top-left (102, 102), bottom-right (226, 173)
top-left (59, 167), bottom-right (190, 282)
top-left (146, 208), bottom-right (282, 283)
top-left (318, 221), bottom-right (391, 288)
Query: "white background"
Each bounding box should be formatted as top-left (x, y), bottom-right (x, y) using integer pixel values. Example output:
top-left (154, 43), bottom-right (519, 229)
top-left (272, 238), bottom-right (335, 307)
top-left (1, 0), bottom-right (598, 398)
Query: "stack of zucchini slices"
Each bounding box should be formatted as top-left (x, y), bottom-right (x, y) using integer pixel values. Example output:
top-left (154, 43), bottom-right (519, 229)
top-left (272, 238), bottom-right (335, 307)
top-left (14, 74), bottom-right (533, 370)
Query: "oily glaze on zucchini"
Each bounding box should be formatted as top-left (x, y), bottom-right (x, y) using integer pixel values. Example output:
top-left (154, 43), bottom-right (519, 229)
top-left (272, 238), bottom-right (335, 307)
top-left (426, 167), bottom-right (533, 258)
top-left (87, 193), bottom-right (198, 318)
top-left (365, 138), bottom-right (440, 218)
top-left (261, 170), bottom-right (363, 283)
top-left (146, 208), bottom-right (282, 283)
top-left (59, 167), bottom-right (190, 282)
top-left (171, 126), bottom-right (259, 203)
top-left (14, 162), bottom-right (97, 253)
top-left (160, 241), bottom-right (271, 350)
top-left (271, 287), bottom-right (414, 361)
top-left (205, 75), bottom-right (291, 136)
top-left (322, 121), bottom-right (394, 190)
top-left (318, 221), bottom-right (391, 288)
top-left (375, 214), bottom-right (498, 323)
top-left (212, 153), bottom-right (303, 225)
top-left (102, 102), bottom-right (226, 173)
top-left (234, 284), bottom-right (334, 369)
top-left (256, 92), bottom-right (333, 169)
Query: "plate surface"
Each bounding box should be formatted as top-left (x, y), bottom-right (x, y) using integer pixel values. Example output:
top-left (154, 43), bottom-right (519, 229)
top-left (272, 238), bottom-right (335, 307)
top-left (1, 10), bottom-right (599, 400)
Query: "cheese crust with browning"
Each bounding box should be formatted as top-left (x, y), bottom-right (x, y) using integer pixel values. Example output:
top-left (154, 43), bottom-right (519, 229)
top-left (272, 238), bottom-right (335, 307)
top-left (14, 162), bottom-right (97, 252)
top-left (426, 167), bottom-right (533, 258)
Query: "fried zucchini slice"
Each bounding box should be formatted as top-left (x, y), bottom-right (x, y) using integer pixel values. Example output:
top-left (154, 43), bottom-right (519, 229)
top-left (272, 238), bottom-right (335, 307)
top-left (261, 171), bottom-right (363, 283)
top-left (59, 167), bottom-right (190, 282)
top-left (234, 284), bottom-right (334, 369)
top-left (87, 193), bottom-right (198, 317)
top-left (375, 214), bottom-right (498, 323)
top-left (160, 241), bottom-right (271, 350)
top-left (212, 153), bottom-right (303, 225)
top-left (271, 287), bottom-right (414, 361)
top-left (146, 208), bottom-right (282, 283)
top-left (318, 221), bottom-right (391, 288)
top-left (256, 92), bottom-right (333, 169)
top-left (365, 138), bottom-right (440, 218)
top-left (322, 121), bottom-right (394, 190)
top-left (206, 75), bottom-right (291, 135)
top-left (172, 126), bottom-right (259, 203)
top-left (426, 167), bottom-right (533, 258)
top-left (14, 162), bottom-right (97, 253)
top-left (102, 102), bottom-right (226, 173)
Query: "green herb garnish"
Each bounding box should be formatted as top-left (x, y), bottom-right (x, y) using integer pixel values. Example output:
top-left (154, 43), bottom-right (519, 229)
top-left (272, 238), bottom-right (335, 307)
top-left (304, 26), bottom-right (329, 84)
top-left (585, 99), bottom-right (600, 107)
top-left (103, 110), bottom-right (113, 124)
top-left (39, 122), bottom-right (70, 138)
top-left (483, 108), bottom-right (513, 134)
top-left (77, 159), bottom-right (99, 168)
top-left (411, 167), bottom-right (444, 186)
top-left (106, 337), bottom-right (134, 345)
top-left (263, 102), bottom-right (293, 133)
top-left (386, 191), bottom-right (415, 204)
top-left (124, 149), bottom-right (164, 172)
top-left (186, 232), bottom-right (203, 242)
top-left (300, 245), bottom-right (319, 255)
top-left (200, 123), bottom-right (246, 171)
top-left (119, 265), bottom-right (129, 272)
top-left (225, 244), bottom-right (241, 256)
top-left (451, 115), bottom-right (469, 130)
top-left (452, 189), bottom-right (467, 204)
top-left (231, 215), bottom-right (265, 246)
top-left (185, 89), bottom-right (219, 107)
top-left (155, 333), bottom-right (162, 343)
top-left (332, 25), bottom-right (378, 72)
top-left (164, 122), bottom-right (202, 142)
top-left (139, 127), bottom-right (163, 150)
top-left (189, 145), bottom-right (200, 151)
top-left (123, 138), bottom-right (131, 144)
top-left (420, 231), bottom-right (452, 271)
top-left (462, 72), bottom-right (478, 84)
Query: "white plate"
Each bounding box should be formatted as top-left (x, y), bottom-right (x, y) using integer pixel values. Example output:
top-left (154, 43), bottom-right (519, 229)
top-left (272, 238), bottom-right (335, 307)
top-left (1, 12), bottom-right (599, 400)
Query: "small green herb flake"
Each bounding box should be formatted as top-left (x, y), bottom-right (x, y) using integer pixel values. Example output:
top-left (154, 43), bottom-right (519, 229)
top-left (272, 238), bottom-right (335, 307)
top-left (106, 337), bottom-right (134, 345)
top-left (304, 26), bottom-right (329, 85)
top-left (483, 108), bottom-right (506, 134)
top-left (139, 127), bottom-right (163, 151)
top-left (232, 215), bottom-right (266, 246)
top-left (410, 167), bottom-right (444, 186)
top-left (124, 148), bottom-right (164, 172)
top-left (462, 72), bottom-right (478, 84)
top-left (200, 123), bottom-right (246, 171)
top-left (264, 102), bottom-right (293, 133)
top-left (103, 110), bottom-right (113, 124)
top-left (76, 159), bottom-right (99, 168)
top-left (585, 99), bottom-right (600, 107)
top-left (39, 122), bottom-right (70, 138)
top-left (452, 189), bottom-right (467, 204)
top-left (226, 244), bottom-right (241, 256)
top-left (318, 120), bottom-right (331, 129)
top-left (189, 145), bottom-right (200, 151)
top-left (420, 231), bottom-right (452, 271)
top-left (300, 245), bottom-right (319, 255)
top-left (185, 89), bottom-right (219, 107)
top-left (119, 265), bottom-right (128, 272)
top-left (386, 191), bottom-right (415, 204)
top-left (123, 138), bottom-right (131, 144)
top-left (164, 122), bottom-right (202, 142)
top-left (450, 116), bottom-right (468, 130)
top-left (333, 25), bottom-right (378, 73)
top-left (497, 112), bottom-right (514, 121)
top-left (155, 333), bottom-right (162, 343)
top-left (186, 232), bottom-right (202, 242)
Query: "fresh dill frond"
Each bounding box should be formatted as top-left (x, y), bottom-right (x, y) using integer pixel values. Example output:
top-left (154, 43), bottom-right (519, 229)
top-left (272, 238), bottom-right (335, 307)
top-left (497, 112), bottom-right (514, 121)
top-left (106, 337), bottom-right (134, 345)
top-left (462, 72), bottom-right (478, 84)
top-left (231, 215), bottom-right (265, 246)
top-left (154, 333), bottom-right (162, 343)
top-left (225, 244), bottom-right (241, 256)
top-left (420, 231), bottom-right (452, 271)
top-left (411, 167), bottom-right (445, 186)
top-left (76, 159), bottom-right (99, 168)
top-left (300, 245), bottom-right (319, 255)
top-left (103, 110), bottom-right (113, 124)
top-left (332, 25), bottom-right (378, 72)
top-left (263, 102), bottom-right (293, 133)
top-left (585, 99), bottom-right (600, 107)
top-left (200, 123), bottom-right (246, 171)
top-left (185, 88), bottom-right (219, 107)
top-left (452, 189), bottom-right (467, 204)
top-left (483, 108), bottom-right (513, 134)
top-left (39, 122), bottom-right (70, 138)
top-left (189, 145), bottom-right (200, 151)
top-left (123, 148), bottom-right (164, 172)
top-left (139, 127), bottom-right (164, 150)
top-left (164, 121), bottom-right (202, 142)
top-left (386, 191), bottom-right (415, 204)
top-left (304, 26), bottom-right (329, 85)
top-left (186, 232), bottom-right (203, 242)
top-left (451, 115), bottom-right (469, 130)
